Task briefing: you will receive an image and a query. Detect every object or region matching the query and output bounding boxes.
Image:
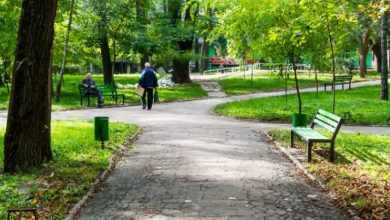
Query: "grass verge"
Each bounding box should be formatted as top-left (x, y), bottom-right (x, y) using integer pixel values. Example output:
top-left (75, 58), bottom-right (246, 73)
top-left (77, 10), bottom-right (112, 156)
top-left (214, 85), bottom-right (390, 126)
top-left (0, 74), bottom-right (207, 110)
top-left (218, 71), bottom-right (380, 95)
top-left (0, 121), bottom-right (139, 219)
top-left (268, 129), bottom-right (390, 220)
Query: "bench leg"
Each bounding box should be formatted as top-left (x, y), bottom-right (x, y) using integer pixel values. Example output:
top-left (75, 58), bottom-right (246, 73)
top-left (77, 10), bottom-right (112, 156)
top-left (308, 141), bottom-right (313, 162)
top-left (329, 141), bottom-right (335, 162)
top-left (122, 96), bottom-right (125, 105)
top-left (290, 130), bottom-right (294, 148)
top-left (349, 82), bottom-right (351, 89)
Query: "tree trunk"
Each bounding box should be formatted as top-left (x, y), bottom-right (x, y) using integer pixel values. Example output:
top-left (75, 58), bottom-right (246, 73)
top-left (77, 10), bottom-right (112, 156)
top-left (55, 0), bottom-right (75, 101)
top-left (326, 16), bottom-right (337, 113)
top-left (140, 55), bottom-right (149, 70)
top-left (172, 58), bottom-right (191, 83)
top-left (136, 0), bottom-right (149, 69)
top-left (359, 30), bottom-right (370, 78)
top-left (100, 34), bottom-right (113, 84)
top-left (170, 0), bottom-right (193, 84)
top-left (380, 12), bottom-right (388, 101)
top-left (291, 51), bottom-right (302, 115)
top-left (4, 0), bottom-right (57, 173)
top-left (372, 37), bottom-right (382, 73)
top-left (201, 42), bottom-right (209, 72)
top-left (95, 1), bottom-right (113, 84)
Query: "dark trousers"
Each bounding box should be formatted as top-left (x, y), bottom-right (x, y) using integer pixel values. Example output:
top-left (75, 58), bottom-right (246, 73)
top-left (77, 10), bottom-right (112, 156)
top-left (86, 89), bottom-right (103, 105)
top-left (141, 88), bottom-right (154, 109)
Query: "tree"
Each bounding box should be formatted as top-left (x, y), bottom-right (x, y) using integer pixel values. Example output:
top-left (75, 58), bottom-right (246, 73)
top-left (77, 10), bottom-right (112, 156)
top-left (95, 0), bottom-right (113, 84)
top-left (4, 0), bottom-right (58, 173)
top-left (169, 0), bottom-right (194, 83)
top-left (55, 0), bottom-right (76, 101)
top-left (0, 0), bottom-right (21, 84)
top-left (380, 9), bottom-right (388, 100)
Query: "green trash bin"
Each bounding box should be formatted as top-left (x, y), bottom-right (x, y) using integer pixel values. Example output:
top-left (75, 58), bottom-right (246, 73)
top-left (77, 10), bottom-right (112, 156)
top-left (94, 116), bottom-right (109, 142)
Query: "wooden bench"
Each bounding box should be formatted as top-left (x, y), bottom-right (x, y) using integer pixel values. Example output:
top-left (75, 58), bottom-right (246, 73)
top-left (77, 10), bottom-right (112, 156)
top-left (324, 75), bottom-right (353, 91)
top-left (79, 84), bottom-right (125, 106)
top-left (290, 109), bottom-right (343, 162)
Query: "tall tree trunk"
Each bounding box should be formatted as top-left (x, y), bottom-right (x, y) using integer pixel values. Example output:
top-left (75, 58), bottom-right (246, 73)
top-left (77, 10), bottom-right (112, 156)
top-left (326, 16), bottom-right (337, 113)
top-left (55, 0), bottom-right (75, 101)
top-left (201, 41), bottom-right (209, 72)
top-left (194, 37), bottom-right (200, 73)
top-left (359, 30), bottom-right (370, 78)
top-left (95, 0), bottom-right (113, 84)
top-left (4, 0), bottom-right (57, 173)
top-left (136, 0), bottom-right (149, 69)
top-left (170, 0), bottom-right (193, 83)
top-left (100, 35), bottom-right (113, 84)
top-left (290, 51), bottom-right (302, 115)
top-left (372, 37), bottom-right (382, 73)
top-left (380, 12), bottom-right (388, 100)
top-left (172, 40), bottom-right (192, 83)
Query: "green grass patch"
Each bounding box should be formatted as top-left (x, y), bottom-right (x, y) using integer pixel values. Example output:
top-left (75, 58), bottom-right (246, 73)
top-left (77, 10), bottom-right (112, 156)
top-left (219, 71), bottom-right (380, 95)
top-left (0, 121), bottom-right (139, 219)
top-left (214, 85), bottom-right (390, 125)
top-left (0, 74), bottom-right (207, 110)
top-left (268, 129), bottom-right (390, 219)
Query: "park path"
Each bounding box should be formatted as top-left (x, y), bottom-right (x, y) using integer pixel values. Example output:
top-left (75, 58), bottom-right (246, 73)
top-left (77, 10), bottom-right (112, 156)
top-left (70, 96), bottom-right (350, 219)
top-left (0, 80), bottom-right (387, 219)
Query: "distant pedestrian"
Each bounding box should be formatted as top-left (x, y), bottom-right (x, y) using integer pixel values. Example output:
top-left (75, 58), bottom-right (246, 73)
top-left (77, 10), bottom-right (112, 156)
top-left (139, 62), bottom-right (158, 110)
top-left (81, 73), bottom-right (103, 108)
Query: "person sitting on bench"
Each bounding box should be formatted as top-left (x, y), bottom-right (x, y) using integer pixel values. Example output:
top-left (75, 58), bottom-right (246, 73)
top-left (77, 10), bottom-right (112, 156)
top-left (80, 73), bottom-right (103, 108)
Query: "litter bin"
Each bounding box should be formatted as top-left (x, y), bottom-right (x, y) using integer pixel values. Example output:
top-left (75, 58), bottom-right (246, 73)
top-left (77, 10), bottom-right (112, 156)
top-left (94, 117), bottom-right (109, 148)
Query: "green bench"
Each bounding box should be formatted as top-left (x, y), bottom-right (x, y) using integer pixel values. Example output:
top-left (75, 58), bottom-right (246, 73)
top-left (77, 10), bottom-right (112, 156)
top-left (79, 84), bottom-right (125, 106)
top-left (324, 75), bottom-right (353, 91)
top-left (290, 109), bottom-right (343, 162)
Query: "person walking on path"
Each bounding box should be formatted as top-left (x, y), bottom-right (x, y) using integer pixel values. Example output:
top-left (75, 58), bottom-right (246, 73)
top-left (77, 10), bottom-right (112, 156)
top-left (81, 73), bottom-right (103, 108)
top-left (139, 62), bottom-right (158, 110)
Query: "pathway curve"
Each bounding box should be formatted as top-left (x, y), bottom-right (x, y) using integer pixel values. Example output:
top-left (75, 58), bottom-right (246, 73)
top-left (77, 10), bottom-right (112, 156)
top-left (71, 100), bottom-right (350, 219)
top-left (0, 80), bottom-right (387, 219)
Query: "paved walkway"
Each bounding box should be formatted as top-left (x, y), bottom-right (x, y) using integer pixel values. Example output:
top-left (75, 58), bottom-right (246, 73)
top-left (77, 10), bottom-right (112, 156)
top-left (0, 80), bottom-right (387, 219)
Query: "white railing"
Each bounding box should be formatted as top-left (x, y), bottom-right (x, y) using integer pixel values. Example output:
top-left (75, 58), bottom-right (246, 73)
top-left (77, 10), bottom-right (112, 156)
top-left (202, 63), bottom-right (311, 79)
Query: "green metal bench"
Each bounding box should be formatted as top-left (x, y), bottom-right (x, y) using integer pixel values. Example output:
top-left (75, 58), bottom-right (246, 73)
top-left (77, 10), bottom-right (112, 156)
top-left (324, 75), bottom-right (353, 91)
top-left (97, 84), bottom-right (125, 105)
top-left (79, 84), bottom-right (125, 106)
top-left (290, 109), bottom-right (343, 162)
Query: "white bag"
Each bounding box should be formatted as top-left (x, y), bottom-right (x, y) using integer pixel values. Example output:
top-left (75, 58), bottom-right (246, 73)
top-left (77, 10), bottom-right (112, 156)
top-left (135, 83), bottom-right (145, 96)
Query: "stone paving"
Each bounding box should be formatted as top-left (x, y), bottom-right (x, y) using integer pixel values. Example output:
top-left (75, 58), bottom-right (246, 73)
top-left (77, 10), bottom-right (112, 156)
top-left (76, 116), bottom-right (350, 219)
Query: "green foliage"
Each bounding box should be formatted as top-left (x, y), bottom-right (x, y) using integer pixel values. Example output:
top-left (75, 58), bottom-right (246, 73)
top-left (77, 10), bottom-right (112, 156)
top-left (214, 85), bottom-right (390, 125)
top-left (0, 121), bottom-right (139, 219)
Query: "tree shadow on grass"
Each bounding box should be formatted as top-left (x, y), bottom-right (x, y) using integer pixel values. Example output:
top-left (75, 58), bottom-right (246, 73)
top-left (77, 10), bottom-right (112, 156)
top-left (344, 146), bottom-right (389, 165)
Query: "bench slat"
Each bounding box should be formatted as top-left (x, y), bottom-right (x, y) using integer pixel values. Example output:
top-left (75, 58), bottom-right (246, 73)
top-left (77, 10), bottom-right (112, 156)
top-left (292, 127), bottom-right (329, 141)
top-left (318, 109), bottom-right (342, 121)
top-left (313, 119), bottom-right (336, 132)
top-left (315, 114), bottom-right (339, 128)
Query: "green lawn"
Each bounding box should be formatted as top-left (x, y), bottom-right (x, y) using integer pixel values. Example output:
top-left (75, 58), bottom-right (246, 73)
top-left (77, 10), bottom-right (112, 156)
top-left (219, 71), bottom-right (380, 95)
top-left (0, 121), bottom-right (139, 219)
top-left (268, 129), bottom-right (390, 219)
top-left (214, 85), bottom-right (390, 125)
top-left (0, 74), bottom-right (207, 110)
